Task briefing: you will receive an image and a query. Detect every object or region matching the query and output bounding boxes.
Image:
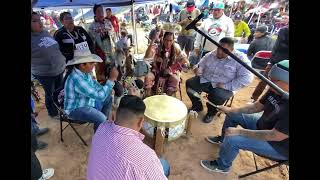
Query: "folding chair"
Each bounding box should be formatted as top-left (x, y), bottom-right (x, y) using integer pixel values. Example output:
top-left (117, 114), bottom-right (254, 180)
top-left (239, 153), bottom-right (289, 179)
top-left (251, 50), bottom-right (272, 74)
top-left (52, 87), bottom-right (89, 146)
top-left (217, 95), bottom-right (234, 117)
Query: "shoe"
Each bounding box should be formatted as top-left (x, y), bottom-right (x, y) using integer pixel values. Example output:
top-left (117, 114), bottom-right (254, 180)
top-left (206, 135), bottom-right (222, 145)
top-left (188, 105), bottom-right (203, 112)
top-left (37, 141), bottom-right (48, 150)
top-left (37, 128), bottom-right (49, 137)
top-left (200, 160), bottom-right (229, 174)
top-left (202, 113), bottom-right (214, 123)
top-left (39, 168), bottom-right (54, 180)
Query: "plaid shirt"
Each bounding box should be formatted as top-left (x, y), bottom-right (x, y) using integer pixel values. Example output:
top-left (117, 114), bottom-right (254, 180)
top-left (64, 68), bottom-right (114, 114)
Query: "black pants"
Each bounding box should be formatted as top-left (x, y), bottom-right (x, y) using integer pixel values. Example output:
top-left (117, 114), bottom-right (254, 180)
top-left (31, 133), bottom-right (42, 180)
top-left (186, 76), bottom-right (233, 116)
top-left (33, 72), bottom-right (64, 116)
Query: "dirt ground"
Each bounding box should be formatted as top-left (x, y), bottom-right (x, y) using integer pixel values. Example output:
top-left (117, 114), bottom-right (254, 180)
top-left (34, 27), bottom-right (288, 180)
top-left (34, 71), bottom-right (288, 180)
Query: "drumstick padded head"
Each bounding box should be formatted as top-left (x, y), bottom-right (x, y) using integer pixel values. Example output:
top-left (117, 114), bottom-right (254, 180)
top-left (187, 88), bottom-right (201, 99)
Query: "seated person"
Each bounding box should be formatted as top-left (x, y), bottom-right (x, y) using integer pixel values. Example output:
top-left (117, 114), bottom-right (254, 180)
top-left (64, 49), bottom-right (118, 132)
top-left (247, 25), bottom-right (275, 69)
top-left (186, 37), bottom-right (253, 123)
top-left (87, 95), bottom-right (170, 180)
top-left (201, 60), bottom-right (289, 174)
top-left (144, 31), bottom-right (188, 96)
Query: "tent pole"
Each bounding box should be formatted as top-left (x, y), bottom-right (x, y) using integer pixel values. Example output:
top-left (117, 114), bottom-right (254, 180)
top-left (131, 0), bottom-right (138, 53)
top-left (248, 0), bottom-right (261, 26)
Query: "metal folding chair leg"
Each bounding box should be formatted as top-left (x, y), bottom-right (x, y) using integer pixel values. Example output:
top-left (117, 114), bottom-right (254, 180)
top-left (239, 161), bottom-right (288, 179)
top-left (68, 123), bottom-right (88, 146)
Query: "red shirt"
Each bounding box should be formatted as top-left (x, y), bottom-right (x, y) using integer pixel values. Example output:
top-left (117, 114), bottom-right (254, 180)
top-left (106, 15), bottom-right (119, 33)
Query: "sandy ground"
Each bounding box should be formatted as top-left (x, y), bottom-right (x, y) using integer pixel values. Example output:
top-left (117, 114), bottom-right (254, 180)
top-left (34, 27), bottom-right (288, 180)
top-left (34, 72), bottom-right (288, 180)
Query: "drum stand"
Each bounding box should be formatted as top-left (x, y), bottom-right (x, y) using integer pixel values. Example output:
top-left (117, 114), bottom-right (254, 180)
top-left (153, 111), bottom-right (198, 157)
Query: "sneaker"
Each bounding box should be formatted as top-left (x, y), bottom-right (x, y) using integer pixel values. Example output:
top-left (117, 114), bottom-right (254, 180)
top-left (206, 136), bottom-right (222, 145)
top-left (202, 113), bottom-right (214, 123)
top-left (37, 128), bottom-right (49, 137)
top-left (39, 168), bottom-right (54, 180)
top-left (200, 160), bottom-right (229, 174)
top-left (37, 141), bottom-right (48, 150)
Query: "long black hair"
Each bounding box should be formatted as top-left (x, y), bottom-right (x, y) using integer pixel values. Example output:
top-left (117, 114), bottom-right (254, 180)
top-left (160, 31), bottom-right (176, 67)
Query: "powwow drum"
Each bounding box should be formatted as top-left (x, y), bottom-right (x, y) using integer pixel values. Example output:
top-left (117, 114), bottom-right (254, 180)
top-left (142, 95), bottom-right (188, 141)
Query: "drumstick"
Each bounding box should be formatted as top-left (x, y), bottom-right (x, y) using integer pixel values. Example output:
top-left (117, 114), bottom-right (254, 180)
top-left (187, 88), bottom-right (218, 108)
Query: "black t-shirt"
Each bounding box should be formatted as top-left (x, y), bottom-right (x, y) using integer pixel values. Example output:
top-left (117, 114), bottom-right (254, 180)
top-left (257, 90), bottom-right (289, 158)
top-left (54, 26), bottom-right (94, 62)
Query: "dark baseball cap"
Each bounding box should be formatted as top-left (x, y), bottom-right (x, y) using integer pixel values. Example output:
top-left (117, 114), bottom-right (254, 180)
top-left (256, 25), bottom-right (268, 34)
top-left (187, 0), bottom-right (195, 7)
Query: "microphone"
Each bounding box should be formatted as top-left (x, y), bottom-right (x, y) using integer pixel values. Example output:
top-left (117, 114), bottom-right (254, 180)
top-left (185, 13), bottom-right (204, 31)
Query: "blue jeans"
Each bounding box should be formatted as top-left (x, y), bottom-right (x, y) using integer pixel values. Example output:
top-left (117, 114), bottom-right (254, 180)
top-left (33, 73), bottom-right (64, 116)
top-left (216, 112), bottom-right (288, 171)
top-left (160, 158), bottom-right (170, 177)
top-left (31, 115), bottom-right (39, 135)
top-left (68, 95), bottom-right (113, 132)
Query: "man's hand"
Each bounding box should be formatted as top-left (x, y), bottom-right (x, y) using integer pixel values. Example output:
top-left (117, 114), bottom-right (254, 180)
top-left (216, 105), bottom-right (233, 114)
top-left (194, 48), bottom-right (200, 56)
top-left (108, 67), bottom-right (119, 81)
top-left (216, 83), bottom-right (225, 89)
top-left (225, 127), bottom-right (242, 136)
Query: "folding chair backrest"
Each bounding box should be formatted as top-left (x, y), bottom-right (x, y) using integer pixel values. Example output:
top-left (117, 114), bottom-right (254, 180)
top-left (253, 51), bottom-right (272, 60)
top-left (52, 87), bottom-right (67, 117)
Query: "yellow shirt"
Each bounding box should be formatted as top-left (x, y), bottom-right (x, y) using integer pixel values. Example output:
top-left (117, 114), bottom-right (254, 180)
top-left (234, 21), bottom-right (251, 38)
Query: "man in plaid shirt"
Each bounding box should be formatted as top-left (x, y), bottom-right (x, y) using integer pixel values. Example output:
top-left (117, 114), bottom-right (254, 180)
top-left (64, 49), bottom-right (118, 132)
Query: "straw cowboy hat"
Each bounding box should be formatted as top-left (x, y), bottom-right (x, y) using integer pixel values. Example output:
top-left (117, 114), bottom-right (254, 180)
top-left (66, 49), bottom-right (103, 66)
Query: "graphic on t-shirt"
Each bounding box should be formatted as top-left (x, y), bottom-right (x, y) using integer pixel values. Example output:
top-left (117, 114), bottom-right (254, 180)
top-left (38, 37), bottom-right (57, 48)
top-left (207, 23), bottom-right (222, 37)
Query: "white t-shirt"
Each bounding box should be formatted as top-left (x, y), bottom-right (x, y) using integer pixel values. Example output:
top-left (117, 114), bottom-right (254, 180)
top-left (194, 14), bottom-right (234, 52)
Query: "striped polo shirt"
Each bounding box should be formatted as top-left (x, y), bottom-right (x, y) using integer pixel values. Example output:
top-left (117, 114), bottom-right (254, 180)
top-left (87, 122), bottom-right (168, 180)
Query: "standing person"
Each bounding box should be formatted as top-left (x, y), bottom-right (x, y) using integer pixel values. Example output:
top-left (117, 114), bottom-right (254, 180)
top-left (194, 2), bottom-right (234, 57)
top-left (233, 13), bottom-right (251, 43)
top-left (105, 8), bottom-right (120, 41)
top-left (89, 4), bottom-right (115, 83)
top-left (251, 26), bottom-right (289, 102)
top-left (247, 25), bottom-right (275, 69)
top-left (177, 0), bottom-right (201, 57)
top-left (31, 132), bottom-right (55, 180)
top-left (31, 12), bottom-right (66, 118)
top-left (54, 12), bottom-right (94, 63)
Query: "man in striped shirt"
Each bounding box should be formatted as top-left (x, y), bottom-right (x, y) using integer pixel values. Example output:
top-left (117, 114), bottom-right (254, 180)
top-left (87, 95), bottom-right (170, 180)
top-left (64, 49), bottom-right (118, 132)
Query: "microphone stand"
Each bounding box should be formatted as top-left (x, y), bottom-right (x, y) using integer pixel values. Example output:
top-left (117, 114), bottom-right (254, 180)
top-left (185, 13), bottom-right (289, 100)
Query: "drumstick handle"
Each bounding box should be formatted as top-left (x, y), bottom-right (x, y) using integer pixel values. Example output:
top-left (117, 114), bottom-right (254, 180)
top-left (204, 99), bottom-right (218, 108)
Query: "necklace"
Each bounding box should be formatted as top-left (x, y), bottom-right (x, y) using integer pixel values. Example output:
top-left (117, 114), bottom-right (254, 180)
top-left (67, 30), bottom-right (79, 40)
